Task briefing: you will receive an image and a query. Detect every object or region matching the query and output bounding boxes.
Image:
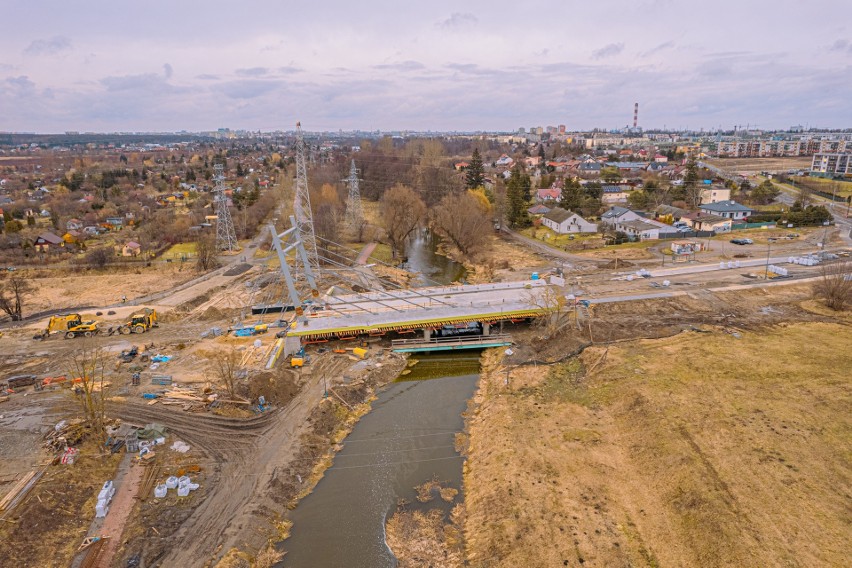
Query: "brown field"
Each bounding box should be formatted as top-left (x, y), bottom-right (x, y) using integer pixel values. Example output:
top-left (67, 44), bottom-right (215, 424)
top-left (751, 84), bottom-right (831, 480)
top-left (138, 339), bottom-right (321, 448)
top-left (706, 157), bottom-right (813, 175)
top-left (464, 321), bottom-right (851, 567)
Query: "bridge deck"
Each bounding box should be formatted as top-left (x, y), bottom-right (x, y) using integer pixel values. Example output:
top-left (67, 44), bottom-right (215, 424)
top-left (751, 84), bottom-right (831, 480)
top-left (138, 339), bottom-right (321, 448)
top-left (287, 280), bottom-right (550, 339)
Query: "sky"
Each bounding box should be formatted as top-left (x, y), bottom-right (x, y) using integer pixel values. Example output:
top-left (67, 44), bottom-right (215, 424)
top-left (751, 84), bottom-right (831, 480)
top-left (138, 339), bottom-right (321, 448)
top-left (1, 0), bottom-right (851, 133)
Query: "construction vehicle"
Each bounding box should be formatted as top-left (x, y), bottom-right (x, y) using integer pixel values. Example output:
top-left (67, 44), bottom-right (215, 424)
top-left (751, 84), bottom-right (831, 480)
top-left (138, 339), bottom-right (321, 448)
top-left (35, 314), bottom-right (100, 340)
top-left (118, 308), bottom-right (158, 335)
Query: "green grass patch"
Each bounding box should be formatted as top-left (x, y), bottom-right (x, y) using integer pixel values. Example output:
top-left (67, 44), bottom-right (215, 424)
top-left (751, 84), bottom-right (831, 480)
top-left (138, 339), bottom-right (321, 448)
top-left (162, 242), bottom-right (197, 258)
top-left (369, 243), bottom-right (394, 264)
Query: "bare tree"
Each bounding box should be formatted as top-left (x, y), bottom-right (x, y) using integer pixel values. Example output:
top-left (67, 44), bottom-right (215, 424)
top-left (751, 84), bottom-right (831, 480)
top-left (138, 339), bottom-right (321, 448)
top-left (195, 232), bottom-right (219, 271)
top-left (210, 347), bottom-right (242, 398)
top-left (380, 184), bottom-right (426, 258)
top-left (67, 345), bottom-right (109, 443)
top-left (522, 286), bottom-right (568, 338)
top-left (432, 191), bottom-right (492, 256)
top-left (0, 276), bottom-right (33, 321)
top-left (813, 261), bottom-right (851, 311)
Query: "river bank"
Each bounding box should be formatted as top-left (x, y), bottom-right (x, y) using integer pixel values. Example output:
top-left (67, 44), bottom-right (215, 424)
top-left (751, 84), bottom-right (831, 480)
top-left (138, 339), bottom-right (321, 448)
top-left (461, 319), bottom-right (852, 567)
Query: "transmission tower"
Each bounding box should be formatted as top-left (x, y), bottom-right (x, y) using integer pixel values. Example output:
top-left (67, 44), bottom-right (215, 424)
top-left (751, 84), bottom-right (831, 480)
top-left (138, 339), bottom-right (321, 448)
top-left (214, 164), bottom-right (238, 252)
top-left (293, 122), bottom-right (319, 272)
top-left (344, 159), bottom-right (364, 238)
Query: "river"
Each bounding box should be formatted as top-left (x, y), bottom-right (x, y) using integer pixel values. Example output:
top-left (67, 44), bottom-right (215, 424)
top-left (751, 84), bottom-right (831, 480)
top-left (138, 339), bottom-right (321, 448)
top-left (403, 229), bottom-right (467, 286)
top-left (279, 354), bottom-right (480, 568)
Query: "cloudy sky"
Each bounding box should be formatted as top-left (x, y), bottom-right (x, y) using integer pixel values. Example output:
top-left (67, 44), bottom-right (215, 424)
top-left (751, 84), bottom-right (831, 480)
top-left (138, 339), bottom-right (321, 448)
top-left (1, 0), bottom-right (850, 133)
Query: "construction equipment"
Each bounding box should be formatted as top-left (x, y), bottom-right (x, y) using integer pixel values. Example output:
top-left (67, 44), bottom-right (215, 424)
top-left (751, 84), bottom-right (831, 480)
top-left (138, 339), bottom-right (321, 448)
top-left (119, 308), bottom-right (158, 335)
top-left (34, 314), bottom-right (99, 340)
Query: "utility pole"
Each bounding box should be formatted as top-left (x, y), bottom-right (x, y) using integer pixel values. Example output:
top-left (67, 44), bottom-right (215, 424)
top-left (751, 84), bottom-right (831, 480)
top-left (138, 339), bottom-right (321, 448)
top-left (293, 122), bottom-right (319, 273)
top-left (214, 164), bottom-right (238, 252)
top-left (344, 159), bottom-right (364, 239)
top-left (764, 240), bottom-right (771, 280)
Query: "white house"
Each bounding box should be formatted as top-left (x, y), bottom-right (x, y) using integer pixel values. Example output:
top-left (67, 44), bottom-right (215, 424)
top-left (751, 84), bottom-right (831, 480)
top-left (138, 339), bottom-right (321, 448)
top-left (541, 208), bottom-right (597, 234)
top-left (698, 200), bottom-right (753, 220)
top-left (616, 219), bottom-right (663, 241)
top-left (600, 206), bottom-right (642, 226)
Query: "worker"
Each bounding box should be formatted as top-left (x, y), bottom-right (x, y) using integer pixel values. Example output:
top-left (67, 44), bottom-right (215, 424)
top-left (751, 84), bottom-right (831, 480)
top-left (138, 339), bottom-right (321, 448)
top-left (122, 295), bottom-right (126, 303)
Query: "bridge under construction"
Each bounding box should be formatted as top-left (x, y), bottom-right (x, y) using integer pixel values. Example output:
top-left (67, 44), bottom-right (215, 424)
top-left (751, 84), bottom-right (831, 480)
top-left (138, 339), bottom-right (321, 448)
top-left (288, 280), bottom-right (551, 341)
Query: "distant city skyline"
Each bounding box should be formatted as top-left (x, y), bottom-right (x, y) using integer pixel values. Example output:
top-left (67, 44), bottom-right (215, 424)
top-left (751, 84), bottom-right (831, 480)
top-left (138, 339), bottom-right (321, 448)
top-left (1, 0), bottom-right (851, 133)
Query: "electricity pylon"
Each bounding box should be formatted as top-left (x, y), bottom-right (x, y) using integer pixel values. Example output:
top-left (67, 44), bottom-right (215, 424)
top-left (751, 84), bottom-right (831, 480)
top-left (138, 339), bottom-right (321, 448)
top-left (214, 163), bottom-right (238, 252)
top-left (293, 122), bottom-right (319, 272)
top-left (344, 159), bottom-right (364, 239)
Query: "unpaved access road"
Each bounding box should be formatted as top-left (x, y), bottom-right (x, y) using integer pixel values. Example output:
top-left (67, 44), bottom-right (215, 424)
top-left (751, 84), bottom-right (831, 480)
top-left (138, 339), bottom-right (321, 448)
top-left (112, 358), bottom-right (346, 566)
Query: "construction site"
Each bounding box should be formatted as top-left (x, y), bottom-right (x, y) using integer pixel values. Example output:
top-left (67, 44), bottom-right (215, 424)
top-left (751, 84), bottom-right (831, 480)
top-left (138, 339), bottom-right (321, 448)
top-left (1, 125), bottom-right (851, 568)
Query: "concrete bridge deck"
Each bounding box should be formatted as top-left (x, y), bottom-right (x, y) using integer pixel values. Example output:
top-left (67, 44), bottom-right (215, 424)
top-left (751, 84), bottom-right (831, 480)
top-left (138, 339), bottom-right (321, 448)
top-left (287, 280), bottom-right (550, 339)
top-left (391, 334), bottom-right (514, 353)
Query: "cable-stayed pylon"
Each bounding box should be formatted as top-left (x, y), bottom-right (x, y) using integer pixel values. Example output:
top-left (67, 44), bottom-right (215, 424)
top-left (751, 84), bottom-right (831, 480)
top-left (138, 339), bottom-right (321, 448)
top-left (344, 159), bottom-right (364, 239)
top-left (293, 122), bottom-right (319, 272)
top-left (214, 163), bottom-right (238, 252)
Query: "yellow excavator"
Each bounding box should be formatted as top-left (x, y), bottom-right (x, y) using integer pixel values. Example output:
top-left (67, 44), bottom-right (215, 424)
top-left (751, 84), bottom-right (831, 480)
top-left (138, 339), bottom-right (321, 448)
top-left (118, 308), bottom-right (158, 335)
top-left (35, 313), bottom-right (100, 340)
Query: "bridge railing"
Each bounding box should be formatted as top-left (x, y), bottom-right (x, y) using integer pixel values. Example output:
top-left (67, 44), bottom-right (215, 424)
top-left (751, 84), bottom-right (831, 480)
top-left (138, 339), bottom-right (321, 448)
top-left (391, 333), bottom-right (513, 347)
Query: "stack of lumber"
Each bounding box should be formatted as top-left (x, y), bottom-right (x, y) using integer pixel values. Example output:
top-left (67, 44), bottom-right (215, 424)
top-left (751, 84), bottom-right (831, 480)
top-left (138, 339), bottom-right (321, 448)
top-left (0, 470), bottom-right (41, 514)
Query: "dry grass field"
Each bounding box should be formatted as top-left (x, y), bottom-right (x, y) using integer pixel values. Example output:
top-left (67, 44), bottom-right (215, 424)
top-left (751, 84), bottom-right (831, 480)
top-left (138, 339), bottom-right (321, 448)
top-left (464, 322), bottom-right (851, 567)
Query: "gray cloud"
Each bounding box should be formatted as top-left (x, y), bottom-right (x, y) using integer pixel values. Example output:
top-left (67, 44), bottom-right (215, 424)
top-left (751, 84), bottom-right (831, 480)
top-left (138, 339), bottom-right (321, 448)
top-left (373, 60), bottom-right (425, 71)
top-left (163, 63), bottom-right (173, 79)
top-left (235, 67), bottom-right (269, 77)
top-left (196, 74), bottom-right (220, 81)
top-left (642, 40), bottom-right (675, 57)
top-left (100, 73), bottom-right (173, 92)
top-left (24, 36), bottom-right (72, 56)
top-left (592, 43), bottom-right (624, 60)
top-left (830, 39), bottom-right (852, 53)
top-left (3, 75), bottom-right (37, 96)
top-left (214, 79), bottom-right (282, 99)
top-left (437, 12), bottom-right (477, 29)
top-left (278, 66), bottom-right (303, 74)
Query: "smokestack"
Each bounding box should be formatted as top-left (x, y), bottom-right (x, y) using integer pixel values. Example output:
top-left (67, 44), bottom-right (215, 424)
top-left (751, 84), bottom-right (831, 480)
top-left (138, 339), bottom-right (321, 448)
top-left (633, 102), bottom-right (639, 129)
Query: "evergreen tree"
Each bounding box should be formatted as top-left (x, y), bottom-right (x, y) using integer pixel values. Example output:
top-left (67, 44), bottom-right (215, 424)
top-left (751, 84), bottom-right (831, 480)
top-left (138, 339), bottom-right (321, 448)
top-left (465, 148), bottom-right (485, 189)
top-left (559, 178), bottom-right (584, 211)
top-left (507, 167), bottom-right (531, 228)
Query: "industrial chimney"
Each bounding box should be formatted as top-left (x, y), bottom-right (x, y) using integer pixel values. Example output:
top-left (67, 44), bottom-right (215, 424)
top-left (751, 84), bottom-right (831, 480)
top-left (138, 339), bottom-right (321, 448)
top-left (633, 102), bottom-right (639, 129)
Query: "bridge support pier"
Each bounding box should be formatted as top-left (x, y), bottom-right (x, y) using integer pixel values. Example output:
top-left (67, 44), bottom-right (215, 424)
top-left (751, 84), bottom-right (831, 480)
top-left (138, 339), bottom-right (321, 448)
top-left (423, 328), bottom-right (431, 340)
top-left (483, 323), bottom-right (491, 336)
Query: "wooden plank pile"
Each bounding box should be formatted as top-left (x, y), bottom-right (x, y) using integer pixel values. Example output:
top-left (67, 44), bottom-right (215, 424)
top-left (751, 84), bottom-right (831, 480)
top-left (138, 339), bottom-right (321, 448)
top-left (0, 469), bottom-right (42, 515)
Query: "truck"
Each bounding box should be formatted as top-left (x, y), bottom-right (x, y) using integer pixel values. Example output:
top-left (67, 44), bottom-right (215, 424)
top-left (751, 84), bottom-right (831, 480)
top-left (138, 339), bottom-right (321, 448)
top-left (35, 314), bottom-right (100, 340)
top-left (118, 308), bottom-right (158, 335)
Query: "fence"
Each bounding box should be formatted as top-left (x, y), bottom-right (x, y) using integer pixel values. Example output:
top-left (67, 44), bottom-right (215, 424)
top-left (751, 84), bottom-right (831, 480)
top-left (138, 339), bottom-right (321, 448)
top-left (731, 222), bottom-right (777, 230)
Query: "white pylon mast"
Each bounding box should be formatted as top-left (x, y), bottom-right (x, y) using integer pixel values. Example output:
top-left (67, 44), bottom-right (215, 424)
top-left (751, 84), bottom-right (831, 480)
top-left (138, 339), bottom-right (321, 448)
top-left (344, 159), bottom-right (364, 237)
top-left (214, 163), bottom-right (238, 252)
top-left (293, 122), bottom-right (319, 272)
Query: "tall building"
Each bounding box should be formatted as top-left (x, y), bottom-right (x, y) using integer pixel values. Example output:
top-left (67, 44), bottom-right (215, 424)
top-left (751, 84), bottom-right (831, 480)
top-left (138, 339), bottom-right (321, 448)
top-left (811, 153), bottom-right (852, 176)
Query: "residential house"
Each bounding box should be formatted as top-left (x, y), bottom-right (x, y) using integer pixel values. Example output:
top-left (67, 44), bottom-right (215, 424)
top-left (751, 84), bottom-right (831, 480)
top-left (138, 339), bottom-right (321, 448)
top-left (600, 206), bottom-right (642, 226)
top-left (700, 186), bottom-right (731, 205)
top-left (528, 204), bottom-right (552, 217)
top-left (122, 241), bottom-right (142, 257)
top-left (495, 154), bottom-right (514, 167)
top-left (616, 219), bottom-right (663, 241)
top-left (602, 185), bottom-right (631, 204)
top-left (83, 225), bottom-right (100, 236)
top-left (104, 216), bottom-right (124, 229)
top-left (698, 200), bottom-right (753, 220)
top-left (541, 208), bottom-right (598, 234)
top-left (681, 211), bottom-right (733, 232)
top-left (578, 161), bottom-right (602, 175)
top-left (454, 161), bottom-right (469, 171)
top-left (536, 187), bottom-right (561, 202)
top-left (66, 218), bottom-right (84, 231)
top-left (654, 154), bottom-right (669, 163)
top-left (34, 231), bottom-right (64, 252)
